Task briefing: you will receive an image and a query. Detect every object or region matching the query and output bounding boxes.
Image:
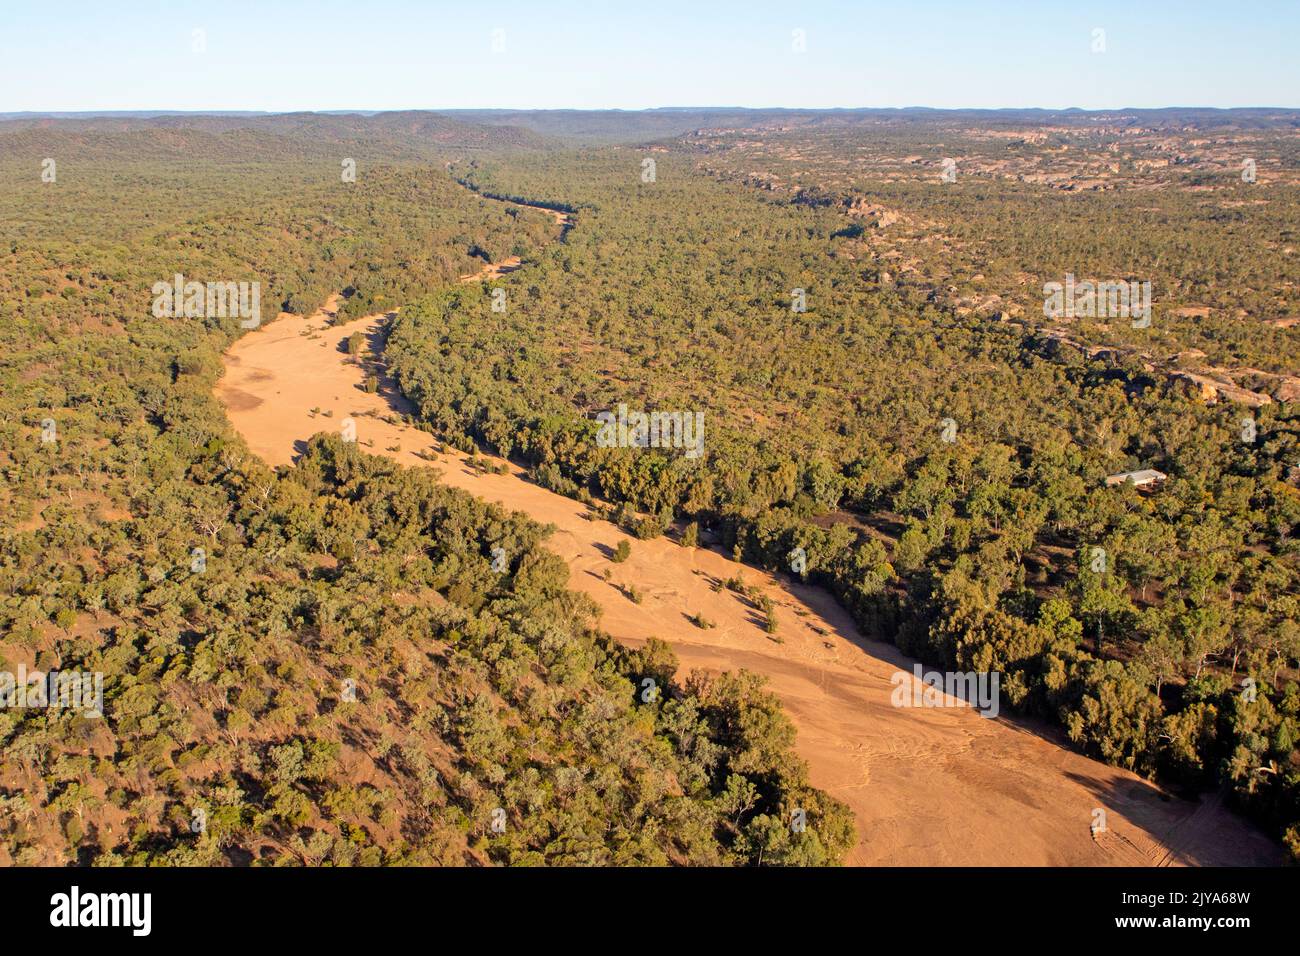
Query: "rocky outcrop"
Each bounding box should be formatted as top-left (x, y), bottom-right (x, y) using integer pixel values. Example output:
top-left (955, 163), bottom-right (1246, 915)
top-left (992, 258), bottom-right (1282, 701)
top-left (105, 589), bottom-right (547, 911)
top-left (845, 198), bottom-right (900, 228)
top-left (1168, 370), bottom-right (1271, 407)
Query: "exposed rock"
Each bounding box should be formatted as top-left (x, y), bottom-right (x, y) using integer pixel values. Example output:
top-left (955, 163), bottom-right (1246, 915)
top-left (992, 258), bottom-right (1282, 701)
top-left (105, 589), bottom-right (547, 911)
top-left (1168, 370), bottom-right (1271, 407)
top-left (1274, 378), bottom-right (1300, 403)
top-left (845, 198), bottom-right (901, 228)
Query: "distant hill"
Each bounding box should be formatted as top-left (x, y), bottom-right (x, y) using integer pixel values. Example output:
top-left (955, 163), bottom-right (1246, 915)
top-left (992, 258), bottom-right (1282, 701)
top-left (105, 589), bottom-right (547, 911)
top-left (0, 111), bottom-right (547, 161)
top-left (440, 106), bottom-right (1300, 142)
top-left (4, 109), bottom-right (1297, 156)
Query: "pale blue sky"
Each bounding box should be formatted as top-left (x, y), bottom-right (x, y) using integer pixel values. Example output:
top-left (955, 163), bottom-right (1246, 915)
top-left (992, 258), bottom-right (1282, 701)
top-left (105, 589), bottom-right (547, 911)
top-left (2, 0), bottom-right (1296, 112)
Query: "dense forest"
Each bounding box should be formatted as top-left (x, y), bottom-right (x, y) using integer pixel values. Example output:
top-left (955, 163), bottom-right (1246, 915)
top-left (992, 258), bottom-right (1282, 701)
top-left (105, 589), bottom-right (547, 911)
top-left (387, 122), bottom-right (1300, 858)
top-left (3, 108), bottom-right (1299, 864)
top-left (0, 127), bottom-right (852, 865)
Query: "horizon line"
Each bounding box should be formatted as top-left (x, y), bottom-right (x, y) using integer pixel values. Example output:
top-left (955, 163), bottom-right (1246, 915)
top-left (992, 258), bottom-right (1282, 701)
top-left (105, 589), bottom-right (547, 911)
top-left (6, 105), bottom-right (1300, 116)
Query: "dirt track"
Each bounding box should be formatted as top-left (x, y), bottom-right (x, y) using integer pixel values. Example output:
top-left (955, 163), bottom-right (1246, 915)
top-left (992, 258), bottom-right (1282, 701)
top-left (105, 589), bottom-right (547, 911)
top-left (215, 300), bottom-right (1282, 867)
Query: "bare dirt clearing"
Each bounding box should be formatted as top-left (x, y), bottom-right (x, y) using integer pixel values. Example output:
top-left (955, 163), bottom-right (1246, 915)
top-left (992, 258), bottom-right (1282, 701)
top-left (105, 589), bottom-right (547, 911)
top-left (459, 254), bottom-right (523, 282)
top-left (216, 300), bottom-right (1282, 867)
